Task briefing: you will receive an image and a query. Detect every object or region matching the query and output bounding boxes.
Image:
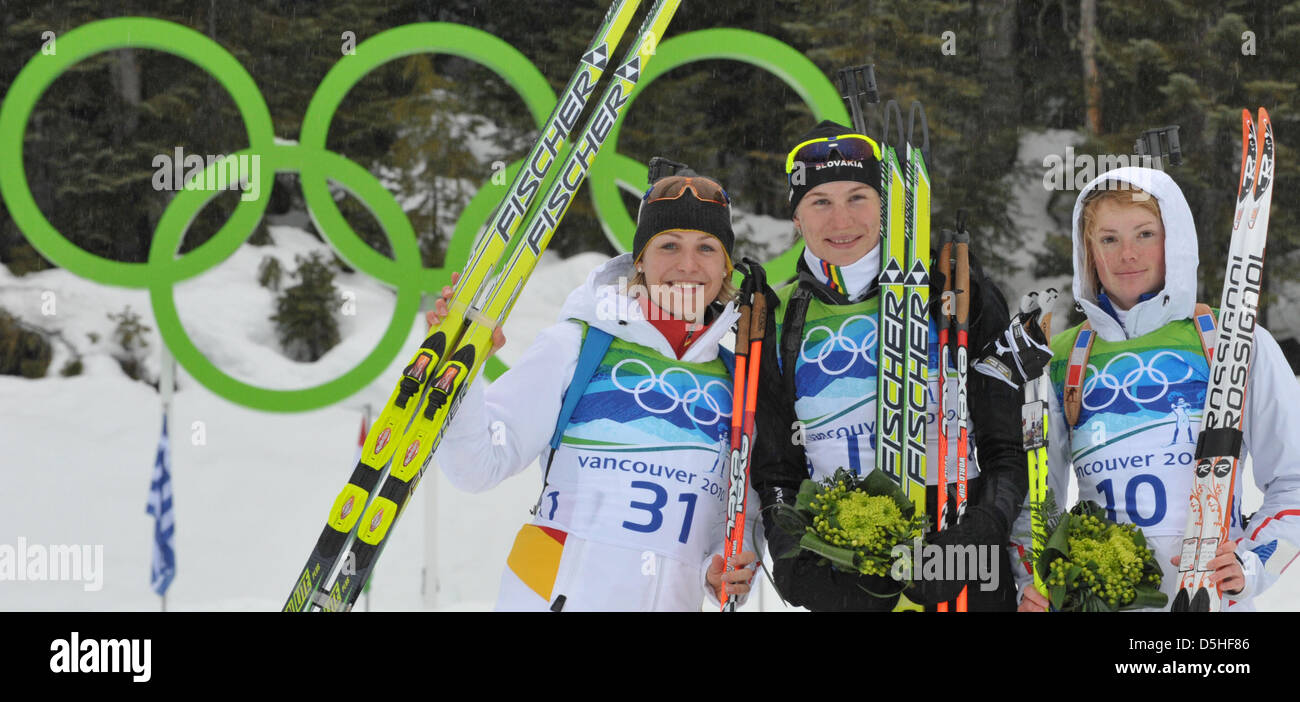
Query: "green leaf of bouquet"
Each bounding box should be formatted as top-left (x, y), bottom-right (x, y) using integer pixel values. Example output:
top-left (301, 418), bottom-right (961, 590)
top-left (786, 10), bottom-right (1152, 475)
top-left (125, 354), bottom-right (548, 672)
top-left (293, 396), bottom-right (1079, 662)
top-left (1082, 595), bottom-right (1108, 613)
top-left (1127, 586), bottom-right (1170, 610)
top-left (1045, 512), bottom-right (1075, 554)
top-left (799, 531), bottom-right (860, 571)
top-left (795, 479), bottom-right (820, 512)
top-left (1066, 564), bottom-right (1084, 584)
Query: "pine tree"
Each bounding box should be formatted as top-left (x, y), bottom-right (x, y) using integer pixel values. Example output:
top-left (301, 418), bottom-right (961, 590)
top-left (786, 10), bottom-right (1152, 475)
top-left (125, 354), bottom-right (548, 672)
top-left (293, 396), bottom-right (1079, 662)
top-left (1041, 0), bottom-right (1299, 320)
top-left (107, 305), bottom-right (151, 381)
top-left (271, 252), bottom-right (341, 363)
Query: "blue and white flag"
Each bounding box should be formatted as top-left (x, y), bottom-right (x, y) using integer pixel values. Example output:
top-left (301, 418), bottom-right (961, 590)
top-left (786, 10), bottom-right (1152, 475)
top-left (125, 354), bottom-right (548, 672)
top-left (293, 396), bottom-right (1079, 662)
top-left (146, 415), bottom-right (176, 596)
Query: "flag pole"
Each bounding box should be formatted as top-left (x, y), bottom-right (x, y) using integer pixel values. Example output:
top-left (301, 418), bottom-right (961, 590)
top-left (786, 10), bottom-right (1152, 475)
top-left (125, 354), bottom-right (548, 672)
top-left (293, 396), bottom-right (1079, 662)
top-left (160, 343), bottom-right (175, 411)
top-left (158, 344), bottom-right (175, 612)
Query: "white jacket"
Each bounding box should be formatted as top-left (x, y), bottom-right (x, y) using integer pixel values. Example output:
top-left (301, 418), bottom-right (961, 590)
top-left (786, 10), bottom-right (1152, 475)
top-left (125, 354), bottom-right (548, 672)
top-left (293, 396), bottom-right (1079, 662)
top-left (436, 254), bottom-right (762, 611)
top-left (1013, 167), bottom-right (1300, 609)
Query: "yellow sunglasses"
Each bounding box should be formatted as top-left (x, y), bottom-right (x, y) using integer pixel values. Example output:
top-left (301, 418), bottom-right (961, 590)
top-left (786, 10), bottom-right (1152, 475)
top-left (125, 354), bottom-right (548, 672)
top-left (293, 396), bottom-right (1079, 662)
top-left (784, 133), bottom-right (882, 174)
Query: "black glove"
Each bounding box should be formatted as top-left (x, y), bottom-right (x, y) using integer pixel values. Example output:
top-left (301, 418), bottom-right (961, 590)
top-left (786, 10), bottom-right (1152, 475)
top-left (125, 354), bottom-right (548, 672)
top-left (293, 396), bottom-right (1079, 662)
top-left (973, 289), bottom-right (1057, 390)
top-left (773, 548), bottom-right (904, 612)
top-left (904, 504), bottom-right (1008, 606)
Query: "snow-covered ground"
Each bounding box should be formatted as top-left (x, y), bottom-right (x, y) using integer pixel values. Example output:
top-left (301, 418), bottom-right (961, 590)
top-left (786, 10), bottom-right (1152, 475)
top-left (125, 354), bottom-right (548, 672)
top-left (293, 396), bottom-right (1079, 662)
top-left (0, 220), bottom-right (798, 611)
top-left (1, 130), bottom-right (1295, 612)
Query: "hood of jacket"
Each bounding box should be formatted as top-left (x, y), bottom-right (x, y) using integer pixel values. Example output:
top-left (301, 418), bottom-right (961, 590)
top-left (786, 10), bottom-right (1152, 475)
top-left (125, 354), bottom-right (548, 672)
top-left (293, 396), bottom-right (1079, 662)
top-left (557, 253), bottom-right (740, 363)
top-left (1070, 166), bottom-right (1199, 341)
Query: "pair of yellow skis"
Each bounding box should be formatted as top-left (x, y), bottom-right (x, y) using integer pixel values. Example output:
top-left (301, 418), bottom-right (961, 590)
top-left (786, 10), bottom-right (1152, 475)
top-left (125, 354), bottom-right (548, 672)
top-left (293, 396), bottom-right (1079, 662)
top-left (839, 67), bottom-right (939, 611)
top-left (284, 0), bottom-right (680, 612)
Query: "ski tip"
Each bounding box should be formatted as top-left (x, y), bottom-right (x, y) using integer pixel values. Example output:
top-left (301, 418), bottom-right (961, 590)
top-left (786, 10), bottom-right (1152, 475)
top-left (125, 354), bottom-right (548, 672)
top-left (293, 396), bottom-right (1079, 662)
top-left (1253, 108), bottom-right (1273, 197)
top-left (1238, 111), bottom-right (1254, 198)
top-left (1259, 107), bottom-right (1273, 160)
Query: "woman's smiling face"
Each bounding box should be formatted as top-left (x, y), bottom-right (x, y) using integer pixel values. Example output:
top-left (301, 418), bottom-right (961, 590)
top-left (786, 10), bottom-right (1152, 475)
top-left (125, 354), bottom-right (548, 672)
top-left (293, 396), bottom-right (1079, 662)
top-left (1088, 199), bottom-right (1167, 311)
top-left (638, 229), bottom-right (728, 321)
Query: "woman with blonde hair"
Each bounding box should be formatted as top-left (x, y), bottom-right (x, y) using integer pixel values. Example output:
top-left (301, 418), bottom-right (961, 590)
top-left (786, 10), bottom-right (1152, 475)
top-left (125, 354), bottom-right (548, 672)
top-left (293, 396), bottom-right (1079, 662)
top-left (1016, 167), bottom-right (1300, 611)
top-left (428, 168), bottom-right (760, 611)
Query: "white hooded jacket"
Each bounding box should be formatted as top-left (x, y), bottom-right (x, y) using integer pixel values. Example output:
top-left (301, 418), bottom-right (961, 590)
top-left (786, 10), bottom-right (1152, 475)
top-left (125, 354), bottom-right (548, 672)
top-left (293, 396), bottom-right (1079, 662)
top-left (1069, 167), bottom-right (1200, 342)
top-left (1013, 167), bottom-right (1300, 609)
top-left (437, 254), bottom-right (760, 611)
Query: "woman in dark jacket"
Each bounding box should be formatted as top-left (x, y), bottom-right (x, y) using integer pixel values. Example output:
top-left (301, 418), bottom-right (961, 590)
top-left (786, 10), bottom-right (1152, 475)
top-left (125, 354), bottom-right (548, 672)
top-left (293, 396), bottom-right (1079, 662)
top-left (753, 120), bottom-right (1027, 611)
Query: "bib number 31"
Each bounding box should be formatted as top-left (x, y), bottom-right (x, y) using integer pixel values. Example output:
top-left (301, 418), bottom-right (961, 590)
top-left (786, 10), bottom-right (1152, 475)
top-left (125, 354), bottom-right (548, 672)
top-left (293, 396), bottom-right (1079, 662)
top-left (623, 481), bottom-right (698, 544)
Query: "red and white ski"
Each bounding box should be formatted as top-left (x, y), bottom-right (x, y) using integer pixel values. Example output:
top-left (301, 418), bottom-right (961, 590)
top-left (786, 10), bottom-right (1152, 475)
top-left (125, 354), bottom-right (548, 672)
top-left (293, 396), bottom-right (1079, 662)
top-left (1172, 108), bottom-right (1275, 612)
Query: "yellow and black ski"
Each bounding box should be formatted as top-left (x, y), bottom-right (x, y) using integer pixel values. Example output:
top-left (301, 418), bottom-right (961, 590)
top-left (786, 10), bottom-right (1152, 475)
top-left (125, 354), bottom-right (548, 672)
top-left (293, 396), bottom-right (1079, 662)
top-left (306, 0), bottom-right (683, 613)
top-left (283, 0), bottom-right (644, 612)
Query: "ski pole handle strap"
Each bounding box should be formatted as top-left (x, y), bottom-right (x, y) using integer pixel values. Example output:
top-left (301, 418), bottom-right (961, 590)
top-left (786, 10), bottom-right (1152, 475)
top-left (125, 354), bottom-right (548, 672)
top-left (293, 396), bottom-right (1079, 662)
top-left (953, 234), bottom-right (971, 326)
top-left (735, 296), bottom-right (752, 357)
top-left (749, 282), bottom-right (768, 342)
top-left (739, 257), bottom-right (770, 340)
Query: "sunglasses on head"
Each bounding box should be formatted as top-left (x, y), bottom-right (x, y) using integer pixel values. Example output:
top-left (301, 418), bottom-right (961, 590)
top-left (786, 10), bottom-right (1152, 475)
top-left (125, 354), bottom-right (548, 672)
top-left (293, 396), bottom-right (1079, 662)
top-left (784, 133), bottom-right (882, 174)
top-left (644, 175), bottom-right (730, 206)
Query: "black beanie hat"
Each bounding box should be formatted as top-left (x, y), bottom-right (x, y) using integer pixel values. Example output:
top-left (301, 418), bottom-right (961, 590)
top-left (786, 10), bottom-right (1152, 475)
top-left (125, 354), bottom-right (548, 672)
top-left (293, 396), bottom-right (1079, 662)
top-left (787, 119), bottom-right (881, 213)
top-left (633, 174), bottom-right (735, 267)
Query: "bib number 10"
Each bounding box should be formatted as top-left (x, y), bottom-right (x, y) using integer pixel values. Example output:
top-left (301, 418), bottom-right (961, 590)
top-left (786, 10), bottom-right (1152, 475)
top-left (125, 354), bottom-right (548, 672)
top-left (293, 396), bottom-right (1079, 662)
top-left (623, 481), bottom-right (698, 544)
top-left (1095, 475), bottom-right (1166, 527)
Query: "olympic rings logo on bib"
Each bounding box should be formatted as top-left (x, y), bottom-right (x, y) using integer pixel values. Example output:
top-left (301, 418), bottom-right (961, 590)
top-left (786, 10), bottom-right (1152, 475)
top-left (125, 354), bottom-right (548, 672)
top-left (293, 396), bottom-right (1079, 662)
top-left (1081, 350), bottom-right (1200, 412)
top-left (799, 314), bottom-right (879, 376)
top-left (0, 18), bottom-right (849, 412)
top-left (610, 359), bottom-right (732, 427)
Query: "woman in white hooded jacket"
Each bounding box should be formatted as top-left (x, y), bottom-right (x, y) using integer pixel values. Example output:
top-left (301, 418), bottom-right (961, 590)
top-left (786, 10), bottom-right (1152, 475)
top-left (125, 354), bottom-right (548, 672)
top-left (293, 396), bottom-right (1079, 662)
top-left (1016, 166), bottom-right (1300, 611)
top-left (430, 173), bottom-right (761, 611)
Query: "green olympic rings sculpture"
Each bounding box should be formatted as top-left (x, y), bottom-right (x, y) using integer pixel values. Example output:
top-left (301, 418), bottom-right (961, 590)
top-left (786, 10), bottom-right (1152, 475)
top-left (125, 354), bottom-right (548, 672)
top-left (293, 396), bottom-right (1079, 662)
top-left (0, 17), bottom-right (847, 412)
